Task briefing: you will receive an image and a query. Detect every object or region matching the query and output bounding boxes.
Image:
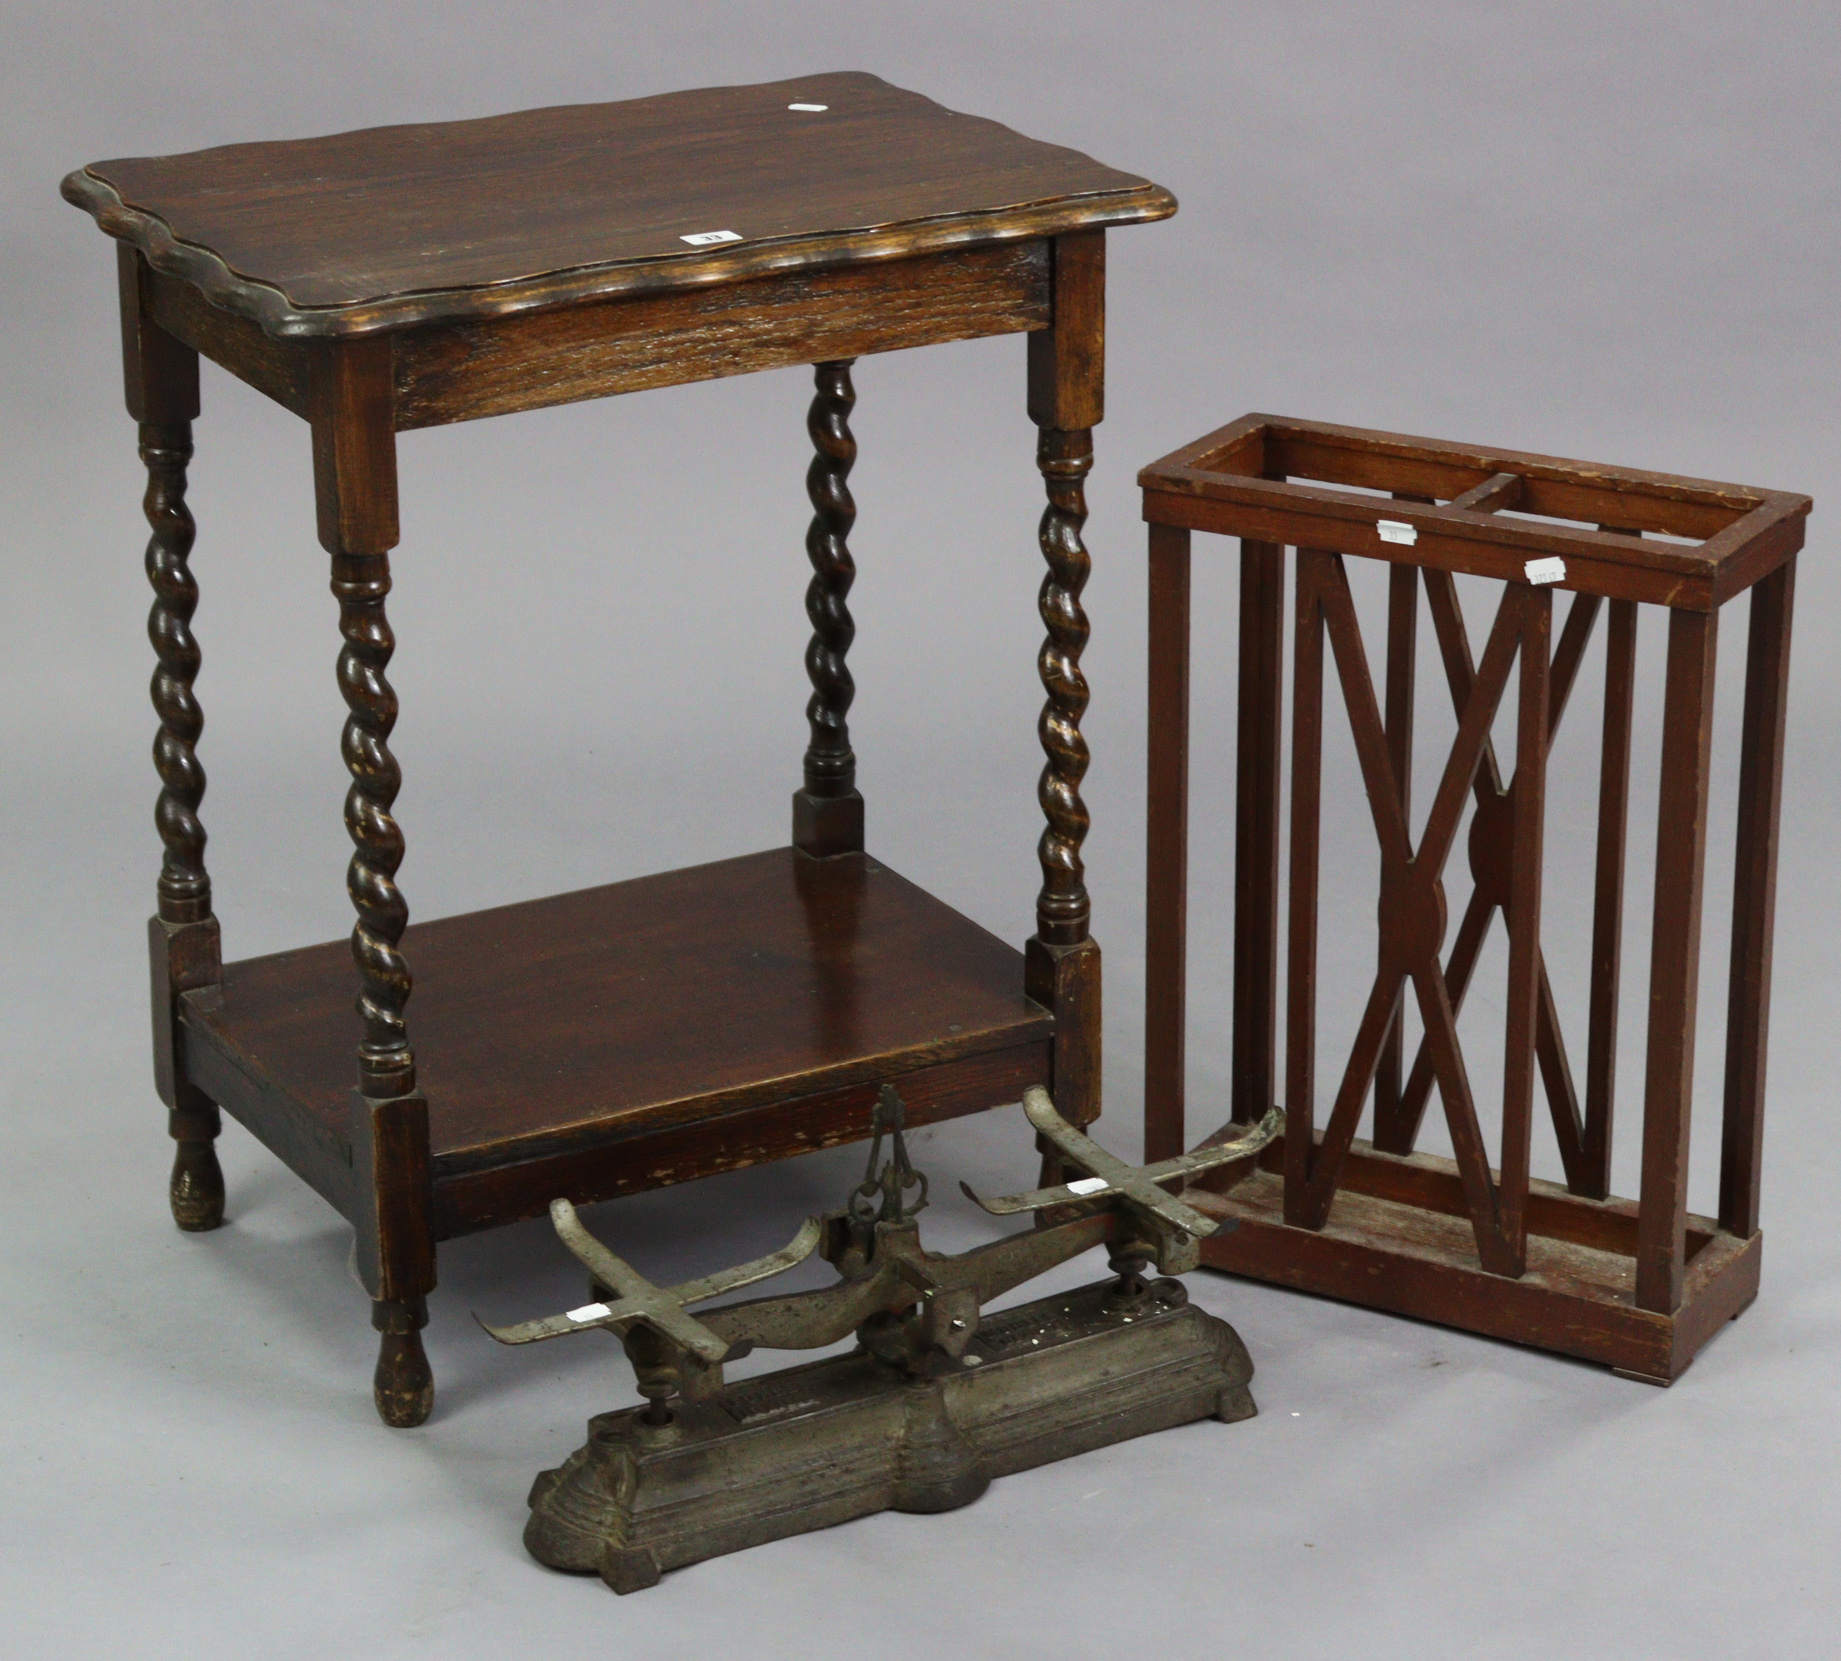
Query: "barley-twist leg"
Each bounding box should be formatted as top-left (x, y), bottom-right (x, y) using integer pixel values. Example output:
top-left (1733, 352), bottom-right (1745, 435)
top-left (794, 360), bottom-right (864, 855)
top-left (142, 419), bottom-right (224, 1228)
top-left (1034, 427), bottom-right (1094, 944)
top-left (332, 552), bottom-right (416, 1100)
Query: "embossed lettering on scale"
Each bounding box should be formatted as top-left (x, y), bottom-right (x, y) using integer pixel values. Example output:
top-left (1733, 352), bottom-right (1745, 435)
top-left (65, 75), bottom-right (1174, 1423)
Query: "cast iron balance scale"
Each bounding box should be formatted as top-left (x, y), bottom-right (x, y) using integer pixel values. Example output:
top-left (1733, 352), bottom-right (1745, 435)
top-left (486, 1086), bottom-right (1278, 1592)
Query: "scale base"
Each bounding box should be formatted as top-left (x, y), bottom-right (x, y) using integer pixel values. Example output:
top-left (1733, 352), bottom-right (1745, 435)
top-left (525, 1278), bottom-right (1255, 1592)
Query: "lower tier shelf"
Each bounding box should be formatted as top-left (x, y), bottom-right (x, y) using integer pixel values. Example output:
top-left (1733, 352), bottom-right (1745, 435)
top-left (179, 848), bottom-right (1053, 1236)
top-left (1186, 1136), bottom-right (1758, 1382)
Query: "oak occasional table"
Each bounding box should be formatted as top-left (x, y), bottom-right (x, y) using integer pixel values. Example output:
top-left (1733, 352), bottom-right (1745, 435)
top-left (62, 73), bottom-right (1175, 1424)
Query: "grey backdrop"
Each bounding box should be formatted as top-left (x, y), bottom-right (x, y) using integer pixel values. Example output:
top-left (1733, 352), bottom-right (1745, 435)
top-left (5, 4), bottom-right (1838, 1656)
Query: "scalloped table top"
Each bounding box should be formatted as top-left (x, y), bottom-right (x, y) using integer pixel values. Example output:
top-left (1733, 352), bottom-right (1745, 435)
top-left (63, 72), bottom-right (1175, 339)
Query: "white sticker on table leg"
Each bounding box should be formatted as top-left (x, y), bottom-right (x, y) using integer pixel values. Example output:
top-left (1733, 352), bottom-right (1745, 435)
top-left (680, 229), bottom-right (743, 246)
top-left (1524, 556), bottom-right (1567, 585)
top-left (566, 1302), bottom-right (612, 1323)
top-left (1066, 1176), bottom-right (1110, 1196)
top-left (1377, 520), bottom-right (1418, 546)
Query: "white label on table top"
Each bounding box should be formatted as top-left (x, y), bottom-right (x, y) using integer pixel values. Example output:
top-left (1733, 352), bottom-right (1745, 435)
top-left (566, 1302), bottom-right (612, 1323)
top-left (1377, 520), bottom-right (1419, 546)
top-left (1066, 1176), bottom-right (1110, 1196)
top-left (1524, 556), bottom-right (1567, 585)
top-left (680, 229), bottom-right (743, 246)
top-left (788, 102), bottom-right (829, 112)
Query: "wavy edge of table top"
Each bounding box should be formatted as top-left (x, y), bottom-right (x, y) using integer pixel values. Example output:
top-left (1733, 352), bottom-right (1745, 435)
top-left (62, 77), bottom-right (1176, 341)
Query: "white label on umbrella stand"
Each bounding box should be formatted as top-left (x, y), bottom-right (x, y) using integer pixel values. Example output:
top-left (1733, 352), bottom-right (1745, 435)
top-left (1377, 520), bottom-right (1418, 545)
top-left (1524, 557), bottom-right (1567, 585)
top-left (681, 230), bottom-right (743, 246)
top-left (566, 1302), bottom-right (612, 1323)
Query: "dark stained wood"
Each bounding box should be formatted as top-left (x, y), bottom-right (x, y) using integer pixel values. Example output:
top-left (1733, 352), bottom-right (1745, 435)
top-left (1143, 523), bottom-right (1191, 1162)
top-left (1293, 553), bottom-right (1528, 1274)
top-left (67, 73), bottom-right (1172, 338)
top-left (1381, 888), bottom-right (1486, 1155)
top-left (144, 265), bottom-right (309, 419)
top-left (1190, 1162), bottom-right (1758, 1383)
top-left (1532, 962), bottom-right (1588, 1190)
top-left (1027, 230), bottom-right (1105, 431)
top-left (1584, 597), bottom-right (1639, 1198)
top-left (1546, 589), bottom-right (1604, 728)
top-left (149, 915), bottom-right (220, 1130)
top-left (436, 1042), bottom-right (1050, 1236)
top-left (181, 1019), bottom-right (358, 1218)
top-left (792, 361), bottom-right (864, 858)
top-left (134, 405), bottom-right (210, 927)
top-left (1031, 422), bottom-right (1097, 951)
top-left (184, 850), bottom-right (1052, 1172)
top-left (1140, 415), bottom-right (1811, 611)
top-left (1318, 556), bottom-right (1411, 864)
top-left (1447, 472), bottom-right (1523, 513)
top-left (1029, 233), bottom-right (1104, 951)
top-left (1244, 1133), bottom-right (1709, 1259)
top-left (310, 339), bottom-right (398, 556)
top-left (1145, 412), bottom-right (1800, 1378)
top-left (394, 240), bottom-right (1050, 429)
top-left (307, 326), bottom-right (427, 1417)
top-left (71, 80), bottom-right (1171, 1423)
top-left (1706, 504), bottom-right (1809, 607)
top-left (1297, 553), bottom-right (1409, 1229)
top-left (118, 247), bottom-right (198, 424)
top-left (1025, 233), bottom-right (1106, 1152)
top-left (330, 544), bottom-right (418, 1104)
top-left (1522, 587), bottom-right (1596, 1191)
top-left (1637, 608), bottom-right (1719, 1313)
top-left (1153, 414), bottom-right (1772, 539)
top-left (351, 1089), bottom-right (435, 1304)
top-left (135, 236), bottom-right (1055, 434)
top-left (121, 250), bottom-right (228, 1232)
top-left (138, 413), bottom-right (213, 926)
top-left (1026, 937), bottom-right (1102, 1135)
top-left (1374, 561), bottom-right (1418, 1133)
top-left (351, 1086), bottom-right (436, 1425)
top-left (1385, 575), bottom-right (1596, 1184)
top-left (1283, 551), bottom-right (1324, 1226)
top-left (1144, 488), bottom-right (1748, 612)
top-left (151, 916), bottom-right (223, 1231)
top-left (1720, 557), bottom-right (1796, 1237)
top-left (1231, 541), bottom-right (1285, 1128)
top-left (1498, 584), bottom-right (1550, 1263)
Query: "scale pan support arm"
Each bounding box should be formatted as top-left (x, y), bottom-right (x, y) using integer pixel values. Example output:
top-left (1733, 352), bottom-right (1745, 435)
top-left (477, 1203), bottom-right (825, 1362)
top-left (962, 1094), bottom-right (1283, 1250)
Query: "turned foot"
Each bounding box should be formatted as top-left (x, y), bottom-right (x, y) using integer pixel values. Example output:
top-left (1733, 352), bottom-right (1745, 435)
top-left (168, 1138), bottom-right (225, 1231)
top-left (373, 1299), bottom-right (434, 1427)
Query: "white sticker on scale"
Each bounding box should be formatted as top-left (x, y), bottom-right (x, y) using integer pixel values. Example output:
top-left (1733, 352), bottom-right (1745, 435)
top-left (566, 1302), bottom-right (612, 1323)
top-left (1524, 556), bottom-right (1567, 585)
top-left (680, 230), bottom-right (743, 246)
top-left (1066, 1176), bottom-right (1109, 1196)
top-left (1376, 520), bottom-right (1418, 546)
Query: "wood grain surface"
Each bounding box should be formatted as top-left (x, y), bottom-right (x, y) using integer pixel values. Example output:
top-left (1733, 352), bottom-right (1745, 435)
top-left (1145, 411), bottom-right (1802, 1380)
top-left (1140, 414), bottom-right (1811, 609)
top-left (182, 849), bottom-right (1051, 1170)
top-left (1191, 1163), bottom-right (1758, 1382)
top-left (392, 239), bottom-right (1049, 427)
top-left (65, 72), bottom-right (1173, 337)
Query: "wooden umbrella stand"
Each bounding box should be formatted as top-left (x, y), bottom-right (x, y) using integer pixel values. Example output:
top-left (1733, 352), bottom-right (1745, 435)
top-left (1139, 415), bottom-right (1806, 1383)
